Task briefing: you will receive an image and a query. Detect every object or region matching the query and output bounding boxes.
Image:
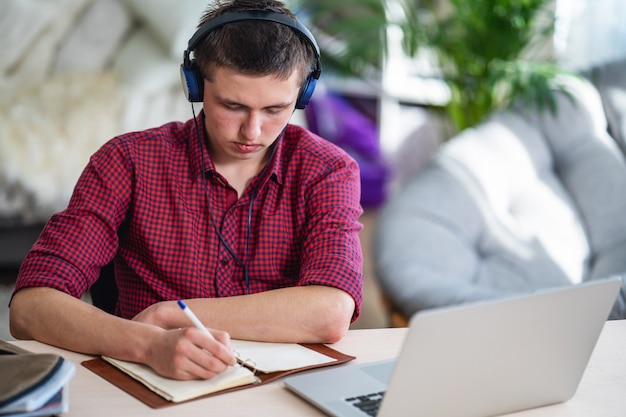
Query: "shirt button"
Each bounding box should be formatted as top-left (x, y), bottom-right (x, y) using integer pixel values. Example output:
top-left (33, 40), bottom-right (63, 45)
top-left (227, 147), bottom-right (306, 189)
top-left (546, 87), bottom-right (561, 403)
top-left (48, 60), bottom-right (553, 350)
top-left (220, 258), bottom-right (230, 266)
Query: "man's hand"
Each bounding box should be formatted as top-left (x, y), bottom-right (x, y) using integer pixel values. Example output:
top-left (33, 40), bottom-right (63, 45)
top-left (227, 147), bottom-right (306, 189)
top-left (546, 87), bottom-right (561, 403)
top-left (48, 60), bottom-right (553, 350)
top-left (132, 300), bottom-right (180, 329)
top-left (145, 326), bottom-right (237, 380)
top-left (132, 300), bottom-right (237, 379)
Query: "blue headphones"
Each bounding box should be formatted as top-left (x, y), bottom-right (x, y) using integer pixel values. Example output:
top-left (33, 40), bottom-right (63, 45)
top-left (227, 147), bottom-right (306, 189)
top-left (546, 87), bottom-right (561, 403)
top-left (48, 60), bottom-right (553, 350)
top-left (180, 10), bottom-right (321, 109)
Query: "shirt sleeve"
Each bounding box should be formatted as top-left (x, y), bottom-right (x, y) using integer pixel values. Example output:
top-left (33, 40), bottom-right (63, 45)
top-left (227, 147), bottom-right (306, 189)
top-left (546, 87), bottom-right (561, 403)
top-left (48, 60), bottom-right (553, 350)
top-left (298, 151), bottom-right (364, 322)
top-left (13, 138), bottom-right (132, 299)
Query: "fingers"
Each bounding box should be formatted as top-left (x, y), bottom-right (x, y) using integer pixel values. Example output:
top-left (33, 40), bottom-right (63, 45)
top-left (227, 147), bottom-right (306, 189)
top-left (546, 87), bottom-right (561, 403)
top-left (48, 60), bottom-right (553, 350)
top-left (170, 353), bottom-right (225, 380)
top-left (206, 328), bottom-right (237, 366)
top-left (187, 327), bottom-right (237, 368)
top-left (146, 326), bottom-right (238, 380)
top-left (170, 328), bottom-right (237, 380)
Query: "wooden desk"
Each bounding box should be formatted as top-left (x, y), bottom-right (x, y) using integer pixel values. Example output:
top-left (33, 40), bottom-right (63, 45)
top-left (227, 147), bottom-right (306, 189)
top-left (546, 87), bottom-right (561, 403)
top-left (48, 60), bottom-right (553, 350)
top-left (11, 320), bottom-right (626, 416)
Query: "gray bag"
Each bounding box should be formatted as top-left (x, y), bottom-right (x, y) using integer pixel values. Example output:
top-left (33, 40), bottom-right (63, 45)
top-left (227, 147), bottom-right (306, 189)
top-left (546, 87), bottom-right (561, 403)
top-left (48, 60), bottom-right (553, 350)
top-left (0, 340), bottom-right (64, 407)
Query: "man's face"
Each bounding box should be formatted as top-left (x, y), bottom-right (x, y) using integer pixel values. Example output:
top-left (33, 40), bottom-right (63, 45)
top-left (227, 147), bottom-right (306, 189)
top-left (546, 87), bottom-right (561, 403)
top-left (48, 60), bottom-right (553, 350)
top-left (202, 66), bottom-right (301, 165)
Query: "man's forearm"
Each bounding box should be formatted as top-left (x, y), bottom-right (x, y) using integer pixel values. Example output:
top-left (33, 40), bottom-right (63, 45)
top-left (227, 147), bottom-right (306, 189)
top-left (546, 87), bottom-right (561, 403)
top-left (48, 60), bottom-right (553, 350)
top-left (137, 285), bottom-right (356, 344)
top-left (10, 287), bottom-right (159, 362)
top-left (10, 287), bottom-right (238, 380)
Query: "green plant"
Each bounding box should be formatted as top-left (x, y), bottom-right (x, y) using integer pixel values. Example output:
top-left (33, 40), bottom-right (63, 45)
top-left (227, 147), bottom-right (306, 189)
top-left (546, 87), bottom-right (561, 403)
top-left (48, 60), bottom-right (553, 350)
top-left (295, 0), bottom-right (573, 134)
top-left (399, 0), bottom-right (572, 132)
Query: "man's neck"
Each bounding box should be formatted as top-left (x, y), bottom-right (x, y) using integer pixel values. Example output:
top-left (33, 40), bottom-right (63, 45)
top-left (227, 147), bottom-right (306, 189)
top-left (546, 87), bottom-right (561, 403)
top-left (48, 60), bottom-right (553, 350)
top-left (214, 155), bottom-right (268, 199)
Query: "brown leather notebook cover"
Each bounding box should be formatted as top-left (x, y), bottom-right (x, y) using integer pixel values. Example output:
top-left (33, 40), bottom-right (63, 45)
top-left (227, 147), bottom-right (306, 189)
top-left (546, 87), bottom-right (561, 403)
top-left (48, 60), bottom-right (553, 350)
top-left (82, 343), bottom-right (355, 408)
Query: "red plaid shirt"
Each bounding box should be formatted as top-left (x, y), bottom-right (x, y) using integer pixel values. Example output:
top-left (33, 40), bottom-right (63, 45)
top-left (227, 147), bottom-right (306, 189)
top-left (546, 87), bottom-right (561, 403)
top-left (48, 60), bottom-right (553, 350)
top-left (15, 115), bottom-right (364, 321)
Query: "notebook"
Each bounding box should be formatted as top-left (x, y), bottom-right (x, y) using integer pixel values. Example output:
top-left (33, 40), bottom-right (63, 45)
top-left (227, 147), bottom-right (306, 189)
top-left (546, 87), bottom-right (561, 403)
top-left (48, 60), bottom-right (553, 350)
top-left (83, 339), bottom-right (355, 408)
top-left (284, 278), bottom-right (622, 417)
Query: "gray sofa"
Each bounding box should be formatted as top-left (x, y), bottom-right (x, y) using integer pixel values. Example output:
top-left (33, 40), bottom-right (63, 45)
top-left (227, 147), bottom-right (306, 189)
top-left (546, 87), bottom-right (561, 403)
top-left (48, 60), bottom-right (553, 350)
top-left (374, 75), bottom-right (626, 321)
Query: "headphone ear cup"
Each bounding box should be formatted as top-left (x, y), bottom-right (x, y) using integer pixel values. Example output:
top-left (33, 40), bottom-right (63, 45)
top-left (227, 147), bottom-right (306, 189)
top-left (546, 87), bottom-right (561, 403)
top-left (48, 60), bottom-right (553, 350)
top-left (180, 60), bottom-right (204, 102)
top-left (295, 74), bottom-right (317, 110)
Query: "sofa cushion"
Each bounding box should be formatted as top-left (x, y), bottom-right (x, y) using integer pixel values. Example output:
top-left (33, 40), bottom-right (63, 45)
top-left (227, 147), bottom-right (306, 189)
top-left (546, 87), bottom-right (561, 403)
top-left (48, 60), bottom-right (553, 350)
top-left (374, 77), bottom-right (626, 318)
top-left (590, 58), bottom-right (626, 155)
top-left (0, 0), bottom-right (55, 74)
top-left (375, 111), bottom-right (590, 315)
top-left (522, 76), bottom-right (626, 255)
top-left (52, 0), bottom-right (132, 74)
top-left (0, 0), bottom-right (90, 89)
top-left (123, 0), bottom-right (207, 59)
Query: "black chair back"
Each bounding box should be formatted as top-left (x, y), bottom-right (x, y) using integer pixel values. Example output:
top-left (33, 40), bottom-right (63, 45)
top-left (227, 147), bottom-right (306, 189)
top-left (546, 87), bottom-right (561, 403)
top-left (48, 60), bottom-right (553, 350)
top-left (90, 262), bottom-right (118, 314)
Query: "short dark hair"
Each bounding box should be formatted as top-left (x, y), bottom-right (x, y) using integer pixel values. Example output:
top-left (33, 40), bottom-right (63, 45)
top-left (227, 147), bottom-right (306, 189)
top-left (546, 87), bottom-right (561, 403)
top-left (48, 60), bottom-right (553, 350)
top-left (194, 0), bottom-right (316, 86)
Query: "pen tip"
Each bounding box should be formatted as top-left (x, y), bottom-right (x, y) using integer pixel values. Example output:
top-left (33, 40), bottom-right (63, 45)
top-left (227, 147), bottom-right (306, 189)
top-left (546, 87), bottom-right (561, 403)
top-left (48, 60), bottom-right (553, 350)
top-left (177, 300), bottom-right (186, 309)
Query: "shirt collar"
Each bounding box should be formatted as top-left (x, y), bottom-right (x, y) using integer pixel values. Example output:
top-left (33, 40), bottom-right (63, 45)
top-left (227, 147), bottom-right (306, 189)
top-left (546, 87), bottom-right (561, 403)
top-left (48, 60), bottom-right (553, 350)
top-left (263, 127), bottom-right (286, 186)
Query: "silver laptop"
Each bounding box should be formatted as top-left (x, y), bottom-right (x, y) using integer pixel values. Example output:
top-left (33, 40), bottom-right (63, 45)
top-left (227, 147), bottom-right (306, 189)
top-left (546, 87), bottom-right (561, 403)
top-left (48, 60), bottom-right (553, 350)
top-left (284, 278), bottom-right (622, 417)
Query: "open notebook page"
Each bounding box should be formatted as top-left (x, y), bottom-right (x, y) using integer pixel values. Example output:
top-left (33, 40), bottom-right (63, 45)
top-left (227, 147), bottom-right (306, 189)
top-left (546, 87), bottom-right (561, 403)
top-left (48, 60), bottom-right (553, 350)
top-left (100, 341), bottom-right (337, 402)
top-left (101, 357), bottom-right (258, 403)
top-left (230, 339), bottom-right (337, 373)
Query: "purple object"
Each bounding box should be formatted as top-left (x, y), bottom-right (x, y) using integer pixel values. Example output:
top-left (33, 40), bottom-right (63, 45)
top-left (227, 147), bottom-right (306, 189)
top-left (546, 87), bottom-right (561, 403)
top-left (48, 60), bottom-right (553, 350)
top-left (305, 92), bottom-right (389, 207)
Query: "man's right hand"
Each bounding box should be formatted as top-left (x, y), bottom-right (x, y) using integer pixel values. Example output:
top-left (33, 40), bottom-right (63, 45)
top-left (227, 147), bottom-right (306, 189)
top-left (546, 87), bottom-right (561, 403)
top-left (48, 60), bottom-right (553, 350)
top-left (145, 326), bottom-right (237, 380)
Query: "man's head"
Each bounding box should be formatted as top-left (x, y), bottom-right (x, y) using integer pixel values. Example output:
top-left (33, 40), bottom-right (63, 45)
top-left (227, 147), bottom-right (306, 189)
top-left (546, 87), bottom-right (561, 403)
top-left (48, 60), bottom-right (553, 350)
top-left (180, 0), bottom-right (320, 109)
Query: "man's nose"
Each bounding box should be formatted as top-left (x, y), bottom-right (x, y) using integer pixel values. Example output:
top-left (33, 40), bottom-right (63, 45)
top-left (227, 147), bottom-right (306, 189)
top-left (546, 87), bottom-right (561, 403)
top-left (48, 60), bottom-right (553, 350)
top-left (241, 112), bottom-right (262, 140)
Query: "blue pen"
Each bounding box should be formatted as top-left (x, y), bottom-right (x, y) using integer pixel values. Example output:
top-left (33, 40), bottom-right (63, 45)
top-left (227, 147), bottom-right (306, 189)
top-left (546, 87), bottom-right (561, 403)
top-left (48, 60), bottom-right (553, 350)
top-left (177, 300), bottom-right (216, 341)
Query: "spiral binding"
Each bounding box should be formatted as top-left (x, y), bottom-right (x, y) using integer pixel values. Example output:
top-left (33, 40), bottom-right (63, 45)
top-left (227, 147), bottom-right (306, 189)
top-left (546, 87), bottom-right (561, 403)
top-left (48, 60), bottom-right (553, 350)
top-left (233, 350), bottom-right (262, 384)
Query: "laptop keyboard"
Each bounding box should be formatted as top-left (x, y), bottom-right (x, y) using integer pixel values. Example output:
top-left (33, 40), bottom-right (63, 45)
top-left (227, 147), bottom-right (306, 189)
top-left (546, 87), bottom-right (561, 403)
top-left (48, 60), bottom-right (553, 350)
top-left (345, 391), bottom-right (386, 416)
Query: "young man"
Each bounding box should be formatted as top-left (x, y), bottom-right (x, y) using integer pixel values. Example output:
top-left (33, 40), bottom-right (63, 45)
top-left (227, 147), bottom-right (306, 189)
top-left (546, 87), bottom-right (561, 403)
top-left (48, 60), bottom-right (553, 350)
top-left (10, 0), bottom-right (363, 380)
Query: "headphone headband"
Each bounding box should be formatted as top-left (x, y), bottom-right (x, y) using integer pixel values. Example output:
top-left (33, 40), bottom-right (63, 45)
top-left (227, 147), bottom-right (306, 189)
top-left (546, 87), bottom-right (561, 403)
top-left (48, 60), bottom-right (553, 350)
top-left (180, 9), bottom-right (321, 108)
top-left (187, 10), bottom-right (320, 59)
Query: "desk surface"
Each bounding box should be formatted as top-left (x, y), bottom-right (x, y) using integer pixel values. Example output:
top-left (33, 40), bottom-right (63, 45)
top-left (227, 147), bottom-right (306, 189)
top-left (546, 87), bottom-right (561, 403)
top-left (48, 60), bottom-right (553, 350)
top-left (11, 320), bottom-right (626, 417)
